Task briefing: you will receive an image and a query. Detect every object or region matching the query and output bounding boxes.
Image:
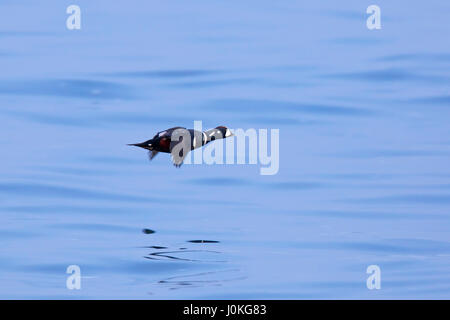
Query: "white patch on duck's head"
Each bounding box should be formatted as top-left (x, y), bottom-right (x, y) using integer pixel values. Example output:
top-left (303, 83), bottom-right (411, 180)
top-left (225, 128), bottom-right (233, 137)
top-left (215, 126), bottom-right (233, 138)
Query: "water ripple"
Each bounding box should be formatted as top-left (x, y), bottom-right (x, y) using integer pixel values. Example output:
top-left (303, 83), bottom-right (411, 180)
top-left (321, 68), bottom-right (448, 83)
top-left (0, 182), bottom-right (156, 203)
top-left (0, 79), bottom-right (134, 100)
top-left (106, 69), bottom-right (220, 78)
top-left (203, 99), bottom-right (372, 116)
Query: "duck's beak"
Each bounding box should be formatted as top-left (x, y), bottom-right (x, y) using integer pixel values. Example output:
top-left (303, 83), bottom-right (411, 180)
top-left (225, 129), bottom-right (233, 137)
top-left (128, 140), bottom-right (153, 150)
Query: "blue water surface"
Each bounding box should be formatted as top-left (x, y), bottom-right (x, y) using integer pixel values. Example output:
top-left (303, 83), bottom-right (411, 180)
top-left (1, 0), bottom-right (450, 299)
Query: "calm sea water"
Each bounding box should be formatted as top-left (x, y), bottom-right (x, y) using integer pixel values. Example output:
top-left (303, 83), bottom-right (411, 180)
top-left (1, 1), bottom-right (450, 299)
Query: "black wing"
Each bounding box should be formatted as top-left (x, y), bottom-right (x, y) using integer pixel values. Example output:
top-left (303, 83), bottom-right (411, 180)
top-left (171, 147), bottom-right (190, 167)
top-left (169, 131), bottom-right (192, 167)
top-left (152, 127), bottom-right (186, 140)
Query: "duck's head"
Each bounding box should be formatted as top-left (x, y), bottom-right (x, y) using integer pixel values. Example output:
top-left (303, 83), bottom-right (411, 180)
top-left (215, 126), bottom-right (233, 138)
top-left (128, 139), bottom-right (154, 150)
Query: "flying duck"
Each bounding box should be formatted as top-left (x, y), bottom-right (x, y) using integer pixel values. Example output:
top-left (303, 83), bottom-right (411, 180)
top-left (129, 126), bottom-right (233, 167)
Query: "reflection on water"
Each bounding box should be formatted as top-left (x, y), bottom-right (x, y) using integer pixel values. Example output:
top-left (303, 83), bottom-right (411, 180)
top-left (140, 230), bottom-right (231, 291)
top-left (143, 246), bottom-right (168, 249)
top-left (142, 229), bottom-right (156, 235)
top-left (1, 1), bottom-right (450, 299)
top-left (142, 234), bottom-right (224, 262)
top-left (158, 270), bottom-right (246, 291)
top-left (144, 250), bottom-right (224, 263)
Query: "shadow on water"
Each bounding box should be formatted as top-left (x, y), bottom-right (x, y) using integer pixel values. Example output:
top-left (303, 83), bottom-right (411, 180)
top-left (144, 250), bottom-right (224, 263)
top-left (140, 228), bottom-right (242, 291)
top-left (141, 237), bottom-right (225, 263)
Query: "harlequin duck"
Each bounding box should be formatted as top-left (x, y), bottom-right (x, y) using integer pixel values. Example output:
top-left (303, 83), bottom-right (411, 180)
top-left (129, 126), bottom-right (233, 167)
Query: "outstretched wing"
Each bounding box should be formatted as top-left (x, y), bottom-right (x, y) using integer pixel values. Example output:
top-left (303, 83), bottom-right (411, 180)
top-left (170, 135), bottom-right (190, 168)
top-left (168, 128), bottom-right (192, 167)
top-left (171, 149), bottom-right (189, 167)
